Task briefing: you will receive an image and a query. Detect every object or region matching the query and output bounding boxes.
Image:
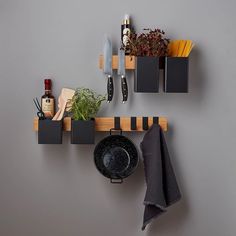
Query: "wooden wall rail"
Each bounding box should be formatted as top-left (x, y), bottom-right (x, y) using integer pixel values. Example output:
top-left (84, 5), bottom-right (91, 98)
top-left (34, 117), bottom-right (167, 132)
top-left (99, 55), bottom-right (136, 70)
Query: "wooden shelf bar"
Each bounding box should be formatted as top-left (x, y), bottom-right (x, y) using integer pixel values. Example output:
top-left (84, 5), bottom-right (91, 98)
top-left (34, 117), bottom-right (167, 132)
top-left (99, 55), bottom-right (136, 70)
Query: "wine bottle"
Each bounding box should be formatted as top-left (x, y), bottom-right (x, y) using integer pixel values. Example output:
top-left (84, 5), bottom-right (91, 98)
top-left (41, 79), bottom-right (55, 118)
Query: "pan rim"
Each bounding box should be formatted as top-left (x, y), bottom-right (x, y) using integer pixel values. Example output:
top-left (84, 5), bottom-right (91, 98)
top-left (94, 134), bottom-right (139, 180)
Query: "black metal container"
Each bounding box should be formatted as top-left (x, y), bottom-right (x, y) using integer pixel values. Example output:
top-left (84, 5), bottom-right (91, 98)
top-left (134, 56), bottom-right (159, 93)
top-left (164, 57), bottom-right (189, 93)
top-left (71, 119), bottom-right (95, 144)
top-left (38, 119), bottom-right (63, 144)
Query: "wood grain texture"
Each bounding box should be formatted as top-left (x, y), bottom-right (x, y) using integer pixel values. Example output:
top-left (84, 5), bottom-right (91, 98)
top-left (34, 117), bottom-right (167, 132)
top-left (99, 55), bottom-right (136, 70)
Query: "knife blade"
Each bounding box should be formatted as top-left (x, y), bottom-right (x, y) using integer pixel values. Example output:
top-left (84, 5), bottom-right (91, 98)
top-left (118, 45), bottom-right (128, 103)
top-left (103, 36), bottom-right (113, 103)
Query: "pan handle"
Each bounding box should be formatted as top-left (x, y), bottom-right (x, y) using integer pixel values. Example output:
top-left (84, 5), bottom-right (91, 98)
top-left (110, 179), bottom-right (123, 184)
top-left (110, 128), bottom-right (122, 136)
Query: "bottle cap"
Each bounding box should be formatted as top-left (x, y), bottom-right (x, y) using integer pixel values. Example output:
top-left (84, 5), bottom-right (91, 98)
top-left (123, 14), bottom-right (130, 24)
top-left (44, 79), bottom-right (51, 85)
top-left (44, 78), bottom-right (52, 90)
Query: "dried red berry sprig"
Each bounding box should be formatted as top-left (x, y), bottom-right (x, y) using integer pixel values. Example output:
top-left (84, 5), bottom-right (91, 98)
top-left (124, 28), bottom-right (169, 57)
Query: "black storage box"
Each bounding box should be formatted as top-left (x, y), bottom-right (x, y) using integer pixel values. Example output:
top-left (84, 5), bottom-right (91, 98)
top-left (71, 119), bottom-right (95, 144)
top-left (38, 119), bottom-right (63, 144)
top-left (164, 57), bottom-right (189, 93)
top-left (134, 56), bottom-right (159, 93)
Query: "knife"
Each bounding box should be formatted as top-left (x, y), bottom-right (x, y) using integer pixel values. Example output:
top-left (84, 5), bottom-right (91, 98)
top-left (118, 44), bottom-right (128, 103)
top-left (103, 36), bottom-right (114, 103)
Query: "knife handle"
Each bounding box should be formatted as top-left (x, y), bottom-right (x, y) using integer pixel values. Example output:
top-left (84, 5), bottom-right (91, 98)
top-left (121, 76), bottom-right (128, 103)
top-left (107, 75), bottom-right (113, 103)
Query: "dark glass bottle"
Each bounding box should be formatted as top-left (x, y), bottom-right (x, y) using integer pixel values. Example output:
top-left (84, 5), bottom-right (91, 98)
top-left (41, 79), bottom-right (55, 118)
top-left (121, 14), bottom-right (131, 55)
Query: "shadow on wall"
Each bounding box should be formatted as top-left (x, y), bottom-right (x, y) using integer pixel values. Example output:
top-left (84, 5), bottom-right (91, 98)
top-left (40, 133), bottom-right (71, 168)
top-left (174, 46), bottom-right (207, 106)
top-left (38, 126), bottom-right (189, 233)
top-left (92, 129), bottom-right (190, 232)
top-left (37, 47), bottom-right (205, 230)
top-left (189, 47), bottom-right (207, 103)
top-left (146, 48), bottom-right (206, 234)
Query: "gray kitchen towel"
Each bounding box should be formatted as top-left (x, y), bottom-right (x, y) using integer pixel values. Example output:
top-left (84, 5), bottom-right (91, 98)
top-left (140, 124), bottom-right (181, 230)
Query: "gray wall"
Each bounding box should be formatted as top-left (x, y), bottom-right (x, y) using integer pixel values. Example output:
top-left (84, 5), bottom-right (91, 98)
top-left (0, 0), bottom-right (236, 235)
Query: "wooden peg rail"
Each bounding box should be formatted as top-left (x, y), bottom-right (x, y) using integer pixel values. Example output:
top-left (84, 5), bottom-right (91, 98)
top-left (33, 117), bottom-right (167, 132)
top-left (99, 55), bottom-right (136, 70)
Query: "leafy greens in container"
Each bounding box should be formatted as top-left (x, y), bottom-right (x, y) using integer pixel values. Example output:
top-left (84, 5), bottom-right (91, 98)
top-left (69, 88), bottom-right (106, 121)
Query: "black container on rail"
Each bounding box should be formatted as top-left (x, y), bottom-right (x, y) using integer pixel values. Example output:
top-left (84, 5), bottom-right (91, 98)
top-left (164, 57), bottom-right (189, 93)
top-left (134, 56), bottom-right (160, 93)
top-left (38, 119), bottom-right (63, 144)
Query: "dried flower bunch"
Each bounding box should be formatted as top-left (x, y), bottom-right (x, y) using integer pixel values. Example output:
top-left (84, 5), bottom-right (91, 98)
top-left (124, 28), bottom-right (169, 57)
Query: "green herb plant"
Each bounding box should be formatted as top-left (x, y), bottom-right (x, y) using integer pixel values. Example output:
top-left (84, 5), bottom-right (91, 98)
top-left (69, 88), bottom-right (106, 121)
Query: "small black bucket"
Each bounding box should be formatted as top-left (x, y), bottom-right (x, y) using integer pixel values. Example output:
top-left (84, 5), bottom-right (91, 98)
top-left (38, 119), bottom-right (63, 144)
top-left (164, 57), bottom-right (189, 93)
top-left (134, 56), bottom-right (160, 93)
top-left (71, 119), bottom-right (95, 144)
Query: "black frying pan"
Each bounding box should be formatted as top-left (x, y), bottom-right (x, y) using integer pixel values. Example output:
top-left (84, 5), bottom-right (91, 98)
top-left (94, 129), bottom-right (139, 183)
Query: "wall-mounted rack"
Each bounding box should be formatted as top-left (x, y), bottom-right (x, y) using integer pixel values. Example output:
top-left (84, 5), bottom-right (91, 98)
top-left (99, 55), bottom-right (165, 70)
top-left (99, 55), bottom-right (189, 93)
top-left (99, 55), bottom-right (135, 70)
top-left (33, 116), bottom-right (167, 132)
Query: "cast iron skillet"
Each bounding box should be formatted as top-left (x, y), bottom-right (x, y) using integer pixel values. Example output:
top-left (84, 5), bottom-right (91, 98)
top-left (94, 129), bottom-right (139, 183)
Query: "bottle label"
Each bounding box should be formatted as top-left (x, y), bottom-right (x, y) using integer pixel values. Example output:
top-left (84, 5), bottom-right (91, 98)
top-left (42, 98), bottom-right (55, 118)
top-left (122, 28), bottom-right (131, 46)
